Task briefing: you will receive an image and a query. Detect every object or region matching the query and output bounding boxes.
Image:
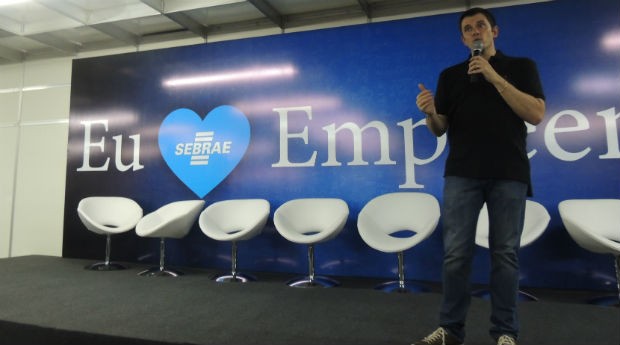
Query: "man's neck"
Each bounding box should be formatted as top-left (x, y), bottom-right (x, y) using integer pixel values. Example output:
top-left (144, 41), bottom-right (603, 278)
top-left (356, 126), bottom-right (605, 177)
top-left (482, 45), bottom-right (497, 60)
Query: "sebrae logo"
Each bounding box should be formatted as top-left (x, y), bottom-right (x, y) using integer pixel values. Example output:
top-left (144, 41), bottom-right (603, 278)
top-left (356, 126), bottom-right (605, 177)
top-left (158, 106), bottom-right (250, 198)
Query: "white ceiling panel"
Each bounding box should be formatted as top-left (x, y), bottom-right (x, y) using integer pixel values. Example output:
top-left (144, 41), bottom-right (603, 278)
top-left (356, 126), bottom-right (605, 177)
top-left (0, 0), bottom-right (553, 65)
top-left (184, 3), bottom-right (264, 26)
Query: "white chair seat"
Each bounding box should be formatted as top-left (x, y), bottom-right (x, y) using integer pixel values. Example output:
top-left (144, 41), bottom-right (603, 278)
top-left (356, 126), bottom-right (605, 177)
top-left (559, 199), bottom-right (620, 255)
top-left (200, 199), bottom-right (269, 241)
top-left (136, 200), bottom-right (205, 239)
top-left (78, 197), bottom-right (143, 235)
top-left (475, 200), bottom-right (550, 249)
top-left (358, 192), bottom-right (440, 253)
top-left (275, 199), bottom-right (349, 245)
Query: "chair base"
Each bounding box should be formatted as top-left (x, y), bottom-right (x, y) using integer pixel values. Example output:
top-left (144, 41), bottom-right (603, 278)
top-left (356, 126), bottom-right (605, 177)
top-left (375, 281), bottom-right (429, 294)
top-left (286, 276), bottom-right (339, 288)
top-left (85, 262), bottom-right (127, 271)
top-left (213, 273), bottom-right (256, 283)
top-left (472, 289), bottom-right (539, 302)
top-left (138, 267), bottom-right (184, 277)
top-left (587, 295), bottom-right (620, 307)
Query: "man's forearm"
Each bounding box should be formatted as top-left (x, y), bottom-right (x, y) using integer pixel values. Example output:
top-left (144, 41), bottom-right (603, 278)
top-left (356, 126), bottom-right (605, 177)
top-left (494, 78), bottom-right (545, 125)
top-left (425, 112), bottom-right (448, 137)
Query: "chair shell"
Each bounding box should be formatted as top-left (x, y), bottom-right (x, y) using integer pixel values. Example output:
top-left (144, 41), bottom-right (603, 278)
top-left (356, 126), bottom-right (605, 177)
top-left (78, 196), bottom-right (143, 235)
top-left (136, 200), bottom-right (205, 239)
top-left (274, 198), bottom-right (349, 245)
top-left (357, 192), bottom-right (440, 254)
top-left (558, 199), bottom-right (620, 255)
top-left (475, 200), bottom-right (550, 249)
top-left (199, 199), bottom-right (270, 242)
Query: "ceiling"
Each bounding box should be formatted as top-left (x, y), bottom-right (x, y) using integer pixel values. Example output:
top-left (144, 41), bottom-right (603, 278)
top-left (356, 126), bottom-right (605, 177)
top-left (0, 0), bottom-right (549, 65)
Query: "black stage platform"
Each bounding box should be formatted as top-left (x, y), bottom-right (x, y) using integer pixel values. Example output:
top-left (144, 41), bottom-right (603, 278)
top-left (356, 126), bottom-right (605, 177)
top-left (0, 256), bottom-right (618, 345)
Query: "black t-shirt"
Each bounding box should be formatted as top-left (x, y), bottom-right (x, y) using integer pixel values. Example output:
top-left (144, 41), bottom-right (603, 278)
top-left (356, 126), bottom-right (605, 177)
top-left (435, 50), bottom-right (545, 195)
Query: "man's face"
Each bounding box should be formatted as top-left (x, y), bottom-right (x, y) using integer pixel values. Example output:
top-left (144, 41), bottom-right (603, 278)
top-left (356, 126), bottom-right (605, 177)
top-left (460, 13), bottom-right (498, 50)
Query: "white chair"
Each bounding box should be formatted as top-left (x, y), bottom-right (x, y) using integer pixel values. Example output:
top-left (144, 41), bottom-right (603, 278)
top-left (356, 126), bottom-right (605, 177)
top-left (135, 200), bottom-right (205, 277)
top-left (473, 200), bottom-right (550, 301)
top-left (274, 198), bottom-right (349, 288)
top-left (77, 196), bottom-right (143, 270)
top-left (559, 199), bottom-right (620, 306)
top-left (357, 192), bottom-right (440, 293)
top-left (198, 199), bottom-right (270, 283)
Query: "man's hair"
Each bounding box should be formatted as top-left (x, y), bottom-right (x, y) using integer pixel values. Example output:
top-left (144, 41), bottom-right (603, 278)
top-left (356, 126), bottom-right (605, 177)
top-left (459, 7), bottom-right (497, 33)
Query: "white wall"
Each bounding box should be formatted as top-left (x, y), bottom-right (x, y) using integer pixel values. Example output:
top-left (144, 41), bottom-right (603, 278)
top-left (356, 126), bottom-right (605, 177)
top-left (0, 47), bottom-right (192, 258)
top-left (0, 59), bottom-right (71, 257)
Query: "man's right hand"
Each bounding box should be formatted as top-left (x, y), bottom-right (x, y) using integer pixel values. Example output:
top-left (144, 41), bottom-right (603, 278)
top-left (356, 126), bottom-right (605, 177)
top-left (416, 83), bottom-right (436, 117)
top-left (417, 83), bottom-right (448, 137)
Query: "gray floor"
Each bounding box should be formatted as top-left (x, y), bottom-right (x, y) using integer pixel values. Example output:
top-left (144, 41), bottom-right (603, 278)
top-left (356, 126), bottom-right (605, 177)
top-left (0, 256), bottom-right (618, 345)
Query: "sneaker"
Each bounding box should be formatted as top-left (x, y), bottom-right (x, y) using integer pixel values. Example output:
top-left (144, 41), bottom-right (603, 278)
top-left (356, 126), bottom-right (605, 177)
top-left (497, 334), bottom-right (517, 345)
top-left (412, 327), bottom-right (463, 345)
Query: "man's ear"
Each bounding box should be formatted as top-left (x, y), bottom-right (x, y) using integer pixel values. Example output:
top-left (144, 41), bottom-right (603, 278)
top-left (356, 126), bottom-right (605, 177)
top-left (492, 25), bottom-right (499, 38)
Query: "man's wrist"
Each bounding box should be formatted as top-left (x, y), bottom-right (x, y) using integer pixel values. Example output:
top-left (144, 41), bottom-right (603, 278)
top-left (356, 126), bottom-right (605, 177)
top-left (497, 79), bottom-right (510, 94)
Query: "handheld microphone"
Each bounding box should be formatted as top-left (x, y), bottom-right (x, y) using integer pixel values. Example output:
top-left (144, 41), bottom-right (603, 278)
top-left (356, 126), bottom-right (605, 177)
top-left (470, 40), bottom-right (483, 82)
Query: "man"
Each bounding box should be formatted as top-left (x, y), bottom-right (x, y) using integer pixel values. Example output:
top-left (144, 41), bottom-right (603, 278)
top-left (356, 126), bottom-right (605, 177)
top-left (413, 7), bottom-right (545, 345)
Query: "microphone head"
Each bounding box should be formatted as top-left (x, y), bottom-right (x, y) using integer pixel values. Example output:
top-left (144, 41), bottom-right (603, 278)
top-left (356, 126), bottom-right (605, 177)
top-left (469, 40), bottom-right (484, 82)
top-left (471, 40), bottom-right (483, 56)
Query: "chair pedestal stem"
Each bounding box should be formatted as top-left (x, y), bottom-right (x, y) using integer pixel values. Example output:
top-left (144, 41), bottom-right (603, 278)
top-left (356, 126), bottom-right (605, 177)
top-left (231, 241), bottom-right (238, 279)
top-left (85, 234), bottom-right (126, 270)
top-left (213, 242), bottom-right (256, 283)
top-left (616, 255), bottom-right (620, 307)
top-left (138, 238), bottom-right (183, 277)
top-left (308, 244), bottom-right (315, 283)
top-left (585, 255), bottom-right (620, 306)
top-left (104, 234), bottom-right (112, 266)
top-left (159, 238), bottom-right (166, 272)
top-left (375, 251), bottom-right (428, 293)
top-left (398, 251), bottom-right (405, 290)
top-left (286, 244), bottom-right (339, 288)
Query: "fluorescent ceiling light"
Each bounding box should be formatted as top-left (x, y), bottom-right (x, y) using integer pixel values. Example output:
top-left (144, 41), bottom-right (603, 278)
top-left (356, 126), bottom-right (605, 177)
top-left (163, 65), bottom-right (297, 88)
top-left (601, 29), bottom-right (620, 52)
top-left (574, 74), bottom-right (620, 95)
top-left (0, 0), bottom-right (30, 6)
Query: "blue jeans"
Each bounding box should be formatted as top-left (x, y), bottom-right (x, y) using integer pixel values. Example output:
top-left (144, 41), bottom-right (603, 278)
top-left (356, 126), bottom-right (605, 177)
top-left (439, 176), bottom-right (527, 342)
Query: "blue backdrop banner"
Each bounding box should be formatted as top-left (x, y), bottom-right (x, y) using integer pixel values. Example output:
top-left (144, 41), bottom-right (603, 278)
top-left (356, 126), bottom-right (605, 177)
top-left (64, 0), bottom-right (620, 291)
